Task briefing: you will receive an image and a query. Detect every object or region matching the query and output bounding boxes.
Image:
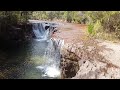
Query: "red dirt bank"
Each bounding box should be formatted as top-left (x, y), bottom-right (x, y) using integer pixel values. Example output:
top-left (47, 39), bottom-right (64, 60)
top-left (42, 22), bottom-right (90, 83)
top-left (52, 22), bottom-right (87, 44)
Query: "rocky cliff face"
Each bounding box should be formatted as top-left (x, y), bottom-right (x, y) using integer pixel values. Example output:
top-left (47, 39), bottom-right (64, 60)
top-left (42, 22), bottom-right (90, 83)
top-left (60, 43), bottom-right (80, 79)
top-left (60, 42), bottom-right (120, 79)
top-left (72, 60), bottom-right (120, 79)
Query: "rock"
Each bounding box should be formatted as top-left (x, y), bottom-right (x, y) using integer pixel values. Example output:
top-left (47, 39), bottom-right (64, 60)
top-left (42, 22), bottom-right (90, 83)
top-left (60, 58), bottom-right (79, 79)
top-left (60, 42), bottom-right (120, 79)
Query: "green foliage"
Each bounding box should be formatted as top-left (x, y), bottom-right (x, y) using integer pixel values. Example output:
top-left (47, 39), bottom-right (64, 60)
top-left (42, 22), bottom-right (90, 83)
top-left (93, 20), bottom-right (103, 35)
top-left (88, 24), bottom-right (94, 35)
top-left (1, 11), bottom-right (120, 41)
top-left (0, 11), bottom-right (32, 25)
top-left (85, 11), bottom-right (120, 40)
top-left (0, 11), bottom-right (33, 40)
top-left (31, 11), bottom-right (87, 23)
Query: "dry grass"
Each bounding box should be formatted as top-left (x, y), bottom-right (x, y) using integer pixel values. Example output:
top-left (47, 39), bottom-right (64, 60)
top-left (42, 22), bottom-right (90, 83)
top-left (95, 32), bottom-right (120, 43)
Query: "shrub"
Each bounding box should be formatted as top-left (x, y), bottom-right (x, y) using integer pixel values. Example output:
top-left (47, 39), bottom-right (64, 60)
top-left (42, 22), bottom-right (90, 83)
top-left (88, 24), bottom-right (94, 35)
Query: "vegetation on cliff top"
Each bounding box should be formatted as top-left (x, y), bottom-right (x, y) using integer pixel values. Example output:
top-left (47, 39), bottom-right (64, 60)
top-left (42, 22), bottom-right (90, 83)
top-left (0, 11), bottom-right (120, 42)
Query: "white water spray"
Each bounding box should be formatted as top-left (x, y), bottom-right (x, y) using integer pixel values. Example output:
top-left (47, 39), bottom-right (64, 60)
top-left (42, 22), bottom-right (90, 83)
top-left (30, 20), bottom-right (64, 78)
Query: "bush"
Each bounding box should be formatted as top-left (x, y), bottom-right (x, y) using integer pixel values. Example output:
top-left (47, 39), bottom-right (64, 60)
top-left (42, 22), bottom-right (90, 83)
top-left (88, 24), bottom-right (94, 35)
top-left (86, 11), bottom-right (120, 40)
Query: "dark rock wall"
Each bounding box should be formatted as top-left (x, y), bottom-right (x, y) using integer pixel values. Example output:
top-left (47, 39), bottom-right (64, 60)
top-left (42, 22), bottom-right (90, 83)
top-left (0, 23), bottom-right (33, 42)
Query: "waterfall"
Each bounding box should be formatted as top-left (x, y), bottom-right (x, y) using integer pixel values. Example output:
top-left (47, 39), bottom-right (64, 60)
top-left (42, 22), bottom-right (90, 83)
top-left (31, 21), bottom-right (55, 42)
top-left (36, 38), bottom-right (64, 78)
top-left (29, 20), bottom-right (64, 78)
top-left (32, 23), bottom-right (47, 41)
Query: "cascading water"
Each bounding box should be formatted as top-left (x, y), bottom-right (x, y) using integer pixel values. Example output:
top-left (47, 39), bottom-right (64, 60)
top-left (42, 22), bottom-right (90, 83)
top-left (32, 23), bottom-right (49, 41)
top-left (36, 38), bottom-right (64, 78)
top-left (30, 20), bottom-right (64, 78)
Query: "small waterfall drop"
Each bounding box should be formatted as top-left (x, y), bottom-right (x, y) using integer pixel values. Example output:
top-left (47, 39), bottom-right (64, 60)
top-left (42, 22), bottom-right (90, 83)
top-left (32, 23), bottom-right (48, 41)
top-left (36, 38), bottom-right (64, 78)
top-left (29, 20), bottom-right (64, 78)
